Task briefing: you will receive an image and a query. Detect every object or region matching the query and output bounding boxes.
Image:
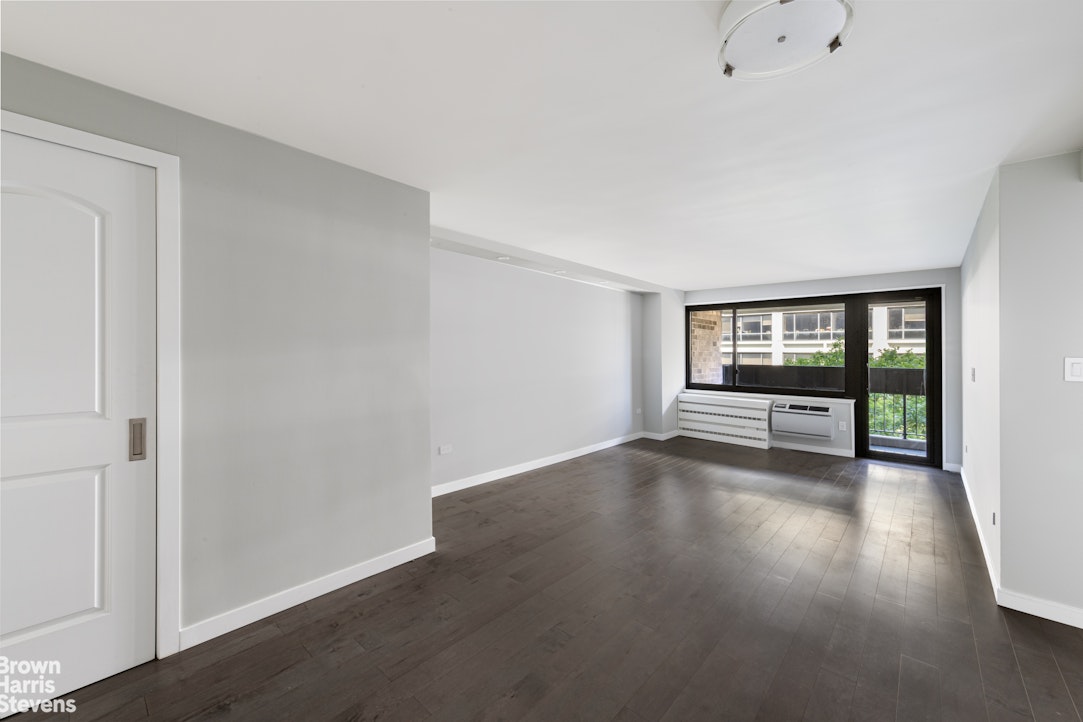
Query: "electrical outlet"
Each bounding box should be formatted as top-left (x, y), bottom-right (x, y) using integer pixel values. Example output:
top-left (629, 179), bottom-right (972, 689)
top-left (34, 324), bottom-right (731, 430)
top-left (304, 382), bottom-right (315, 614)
top-left (838, 420), bottom-right (847, 432)
top-left (438, 444), bottom-right (453, 455)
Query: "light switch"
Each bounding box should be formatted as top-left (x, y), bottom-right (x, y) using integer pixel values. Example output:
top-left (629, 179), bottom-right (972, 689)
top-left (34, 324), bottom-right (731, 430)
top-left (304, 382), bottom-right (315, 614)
top-left (1066, 358), bottom-right (1083, 383)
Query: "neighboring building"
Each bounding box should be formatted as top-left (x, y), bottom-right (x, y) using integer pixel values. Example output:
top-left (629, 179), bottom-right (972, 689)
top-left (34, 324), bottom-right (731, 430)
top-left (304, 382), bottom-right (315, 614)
top-left (692, 303), bottom-right (926, 383)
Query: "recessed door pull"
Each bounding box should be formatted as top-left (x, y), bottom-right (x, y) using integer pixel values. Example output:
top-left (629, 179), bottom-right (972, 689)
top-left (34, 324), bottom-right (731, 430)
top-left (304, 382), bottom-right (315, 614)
top-left (129, 417), bottom-right (147, 461)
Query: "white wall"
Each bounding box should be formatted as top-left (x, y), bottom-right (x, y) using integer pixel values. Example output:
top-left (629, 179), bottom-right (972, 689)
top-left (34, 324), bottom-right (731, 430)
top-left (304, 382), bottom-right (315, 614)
top-left (998, 151), bottom-right (1083, 623)
top-left (685, 267), bottom-right (964, 469)
top-left (960, 173), bottom-right (1001, 584)
top-left (2, 55), bottom-right (434, 638)
top-left (430, 248), bottom-right (643, 490)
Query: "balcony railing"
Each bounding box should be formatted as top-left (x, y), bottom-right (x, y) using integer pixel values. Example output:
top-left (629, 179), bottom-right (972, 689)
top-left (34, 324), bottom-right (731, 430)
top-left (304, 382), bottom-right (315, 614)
top-left (868, 367), bottom-right (926, 445)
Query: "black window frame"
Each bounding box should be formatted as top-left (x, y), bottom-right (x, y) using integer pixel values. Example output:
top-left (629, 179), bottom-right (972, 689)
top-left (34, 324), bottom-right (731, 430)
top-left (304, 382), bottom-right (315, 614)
top-left (686, 293), bottom-right (853, 398)
top-left (685, 288), bottom-right (943, 467)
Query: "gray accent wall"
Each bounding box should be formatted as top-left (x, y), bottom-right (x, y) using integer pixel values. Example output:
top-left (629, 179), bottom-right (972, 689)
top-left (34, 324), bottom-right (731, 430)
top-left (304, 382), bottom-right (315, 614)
top-left (2, 55), bottom-right (433, 628)
top-left (961, 150), bottom-right (1083, 626)
top-left (998, 152), bottom-right (1083, 618)
top-left (960, 173), bottom-right (1001, 583)
top-left (430, 248), bottom-right (643, 487)
top-left (641, 289), bottom-right (687, 437)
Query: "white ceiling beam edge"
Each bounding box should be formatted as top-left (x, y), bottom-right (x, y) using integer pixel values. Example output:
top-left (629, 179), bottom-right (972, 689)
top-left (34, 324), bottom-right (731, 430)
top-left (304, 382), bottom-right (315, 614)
top-left (429, 227), bottom-right (672, 295)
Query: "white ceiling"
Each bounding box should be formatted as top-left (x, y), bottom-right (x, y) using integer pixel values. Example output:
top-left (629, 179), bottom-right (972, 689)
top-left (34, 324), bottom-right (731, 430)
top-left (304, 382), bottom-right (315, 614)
top-left (3, 1), bottom-right (1082, 291)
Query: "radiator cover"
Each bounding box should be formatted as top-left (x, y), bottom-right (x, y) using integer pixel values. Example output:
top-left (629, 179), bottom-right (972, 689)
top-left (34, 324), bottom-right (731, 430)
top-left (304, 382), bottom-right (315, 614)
top-left (677, 393), bottom-right (771, 449)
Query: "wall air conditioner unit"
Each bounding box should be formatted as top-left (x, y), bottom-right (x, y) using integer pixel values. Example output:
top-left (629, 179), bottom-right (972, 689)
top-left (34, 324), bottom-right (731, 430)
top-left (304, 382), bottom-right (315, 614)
top-left (772, 402), bottom-right (835, 440)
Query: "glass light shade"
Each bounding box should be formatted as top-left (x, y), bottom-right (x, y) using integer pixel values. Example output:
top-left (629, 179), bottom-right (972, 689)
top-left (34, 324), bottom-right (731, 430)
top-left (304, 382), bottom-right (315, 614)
top-left (719, 0), bottom-right (854, 80)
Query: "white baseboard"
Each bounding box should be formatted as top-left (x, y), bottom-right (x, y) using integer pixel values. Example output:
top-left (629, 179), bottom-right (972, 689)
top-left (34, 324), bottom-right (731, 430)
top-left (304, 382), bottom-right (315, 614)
top-left (641, 430), bottom-right (679, 442)
top-left (999, 588), bottom-right (1083, 630)
top-left (943, 462), bottom-right (962, 473)
top-left (178, 536), bottom-right (436, 650)
top-left (959, 468), bottom-right (1083, 630)
top-left (432, 433), bottom-right (645, 498)
top-left (960, 467), bottom-right (1001, 596)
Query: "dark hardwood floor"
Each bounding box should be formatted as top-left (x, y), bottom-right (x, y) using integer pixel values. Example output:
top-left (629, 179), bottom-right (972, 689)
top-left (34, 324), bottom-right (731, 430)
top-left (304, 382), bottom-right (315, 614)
top-left (21, 438), bottom-right (1083, 721)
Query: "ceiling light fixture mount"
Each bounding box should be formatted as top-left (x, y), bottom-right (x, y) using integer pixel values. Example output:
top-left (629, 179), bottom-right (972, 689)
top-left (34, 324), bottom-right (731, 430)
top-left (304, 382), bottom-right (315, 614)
top-left (718, 0), bottom-right (854, 81)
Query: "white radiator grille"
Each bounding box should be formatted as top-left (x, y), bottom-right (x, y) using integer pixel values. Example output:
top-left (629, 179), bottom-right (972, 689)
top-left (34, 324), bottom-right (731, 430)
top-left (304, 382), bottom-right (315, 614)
top-left (677, 394), bottom-right (771, 449)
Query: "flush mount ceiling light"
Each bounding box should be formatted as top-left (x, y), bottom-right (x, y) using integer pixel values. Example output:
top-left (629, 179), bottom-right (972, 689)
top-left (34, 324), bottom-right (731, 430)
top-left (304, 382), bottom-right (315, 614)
top-left (718, 0), bottom-right (854, 80)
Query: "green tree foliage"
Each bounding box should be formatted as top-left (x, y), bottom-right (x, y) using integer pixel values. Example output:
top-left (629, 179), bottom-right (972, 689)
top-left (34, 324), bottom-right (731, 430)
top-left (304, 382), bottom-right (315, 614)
top-left (869, 393), bottom-right (926, 440)
top-left (785, 338), bottom-right (845, 367)
top-left (782, 337), bottom-right (926, 369)
top-left (870, 347), bottom-right (925, 369)
top-left (784, 337), bottom-right (927, 440)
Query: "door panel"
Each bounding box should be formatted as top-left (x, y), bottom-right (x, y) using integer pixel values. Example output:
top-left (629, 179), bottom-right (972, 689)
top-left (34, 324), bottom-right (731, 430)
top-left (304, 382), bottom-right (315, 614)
top-left (1, 189), bottom-right (103, 419)
top-left (0, 470), bottom-right (102, 636)
top-left (0, 130), bottom-right (156, 712)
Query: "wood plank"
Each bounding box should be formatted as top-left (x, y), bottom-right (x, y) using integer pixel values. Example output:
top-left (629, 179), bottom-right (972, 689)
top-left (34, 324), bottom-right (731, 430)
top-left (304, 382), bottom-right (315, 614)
top-left (896, 653), bottom-right (941, 722)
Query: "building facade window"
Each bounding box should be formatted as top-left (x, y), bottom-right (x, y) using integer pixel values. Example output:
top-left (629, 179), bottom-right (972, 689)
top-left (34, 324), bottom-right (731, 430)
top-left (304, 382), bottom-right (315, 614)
top-left (783, 310), bottom-right (844, 341)
top-left (737, 313), bottom-right (772, 342)
top-left (888, 306), bottom-right (925, 339)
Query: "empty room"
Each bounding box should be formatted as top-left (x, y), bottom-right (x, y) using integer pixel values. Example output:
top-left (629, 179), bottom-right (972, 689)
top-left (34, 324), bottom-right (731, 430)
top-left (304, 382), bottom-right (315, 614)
top-left (1, 1), bottom-right (1081, 720)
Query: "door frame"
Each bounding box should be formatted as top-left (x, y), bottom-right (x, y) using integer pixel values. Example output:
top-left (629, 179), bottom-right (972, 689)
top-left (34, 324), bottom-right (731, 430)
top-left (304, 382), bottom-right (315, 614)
top-left (1, 111), bottom-right (183, 657)
top-left (857, 287), bottom-right (943, 468)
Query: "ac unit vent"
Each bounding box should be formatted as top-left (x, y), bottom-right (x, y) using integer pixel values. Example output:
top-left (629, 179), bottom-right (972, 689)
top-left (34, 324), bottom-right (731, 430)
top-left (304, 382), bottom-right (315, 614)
top-left (771, 402), bottom-right (835, 440)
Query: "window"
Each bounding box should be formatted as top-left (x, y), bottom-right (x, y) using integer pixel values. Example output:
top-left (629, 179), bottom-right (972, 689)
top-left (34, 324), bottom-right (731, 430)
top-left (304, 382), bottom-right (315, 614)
top-left (738, 352), bottom-right (771, 366)
top-left (685, 289), bottom-right (943, 467)
top-left (888, 306), bottom-right (925, 340)
top-left (783, 310), bottom-right (844, 341)
top-left (737, 313), bottom-right (772, 342)
top-left (688, 309), bottom-right (733, 385)
top-left (686, 300), bottom-right (846, 394)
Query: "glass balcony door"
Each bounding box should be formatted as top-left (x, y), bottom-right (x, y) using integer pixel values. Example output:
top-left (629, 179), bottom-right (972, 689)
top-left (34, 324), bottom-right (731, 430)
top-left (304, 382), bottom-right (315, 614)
top-left (863, 294), bottom-right (940, 465)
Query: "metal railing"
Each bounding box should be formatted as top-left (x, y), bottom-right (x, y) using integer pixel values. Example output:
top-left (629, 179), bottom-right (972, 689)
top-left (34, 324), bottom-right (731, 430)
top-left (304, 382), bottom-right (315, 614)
top-left (868, 393), bottom-right (926, 442)
top-left (868, 368), bottom-right (926, 443)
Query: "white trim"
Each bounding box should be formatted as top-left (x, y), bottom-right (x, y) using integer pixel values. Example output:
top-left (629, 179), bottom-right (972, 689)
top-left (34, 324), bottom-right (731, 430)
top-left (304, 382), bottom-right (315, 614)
top-left (959, 467), bottom-right (1001, 596)
top-left (684, 281), bottom-right (948, 307)
top-left (155, 155), bottom-right (182, 658)
top-left (178, 537), bottom-right (436, 650)
top-left (432, 433), bottom-right (644, 497)
top-left (943, 462), bottom-right (962, 473)
top-left (1, 111), bottom-right (184, 658)
top-left (998, 588), bottom-right (1083, 631)
top-left (642, 430), bottom-right (680, 442)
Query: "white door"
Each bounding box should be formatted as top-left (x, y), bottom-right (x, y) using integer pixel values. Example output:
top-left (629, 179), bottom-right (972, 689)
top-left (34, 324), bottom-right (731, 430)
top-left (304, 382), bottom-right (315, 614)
top-left (0, 130), bottom-right (156, 714)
